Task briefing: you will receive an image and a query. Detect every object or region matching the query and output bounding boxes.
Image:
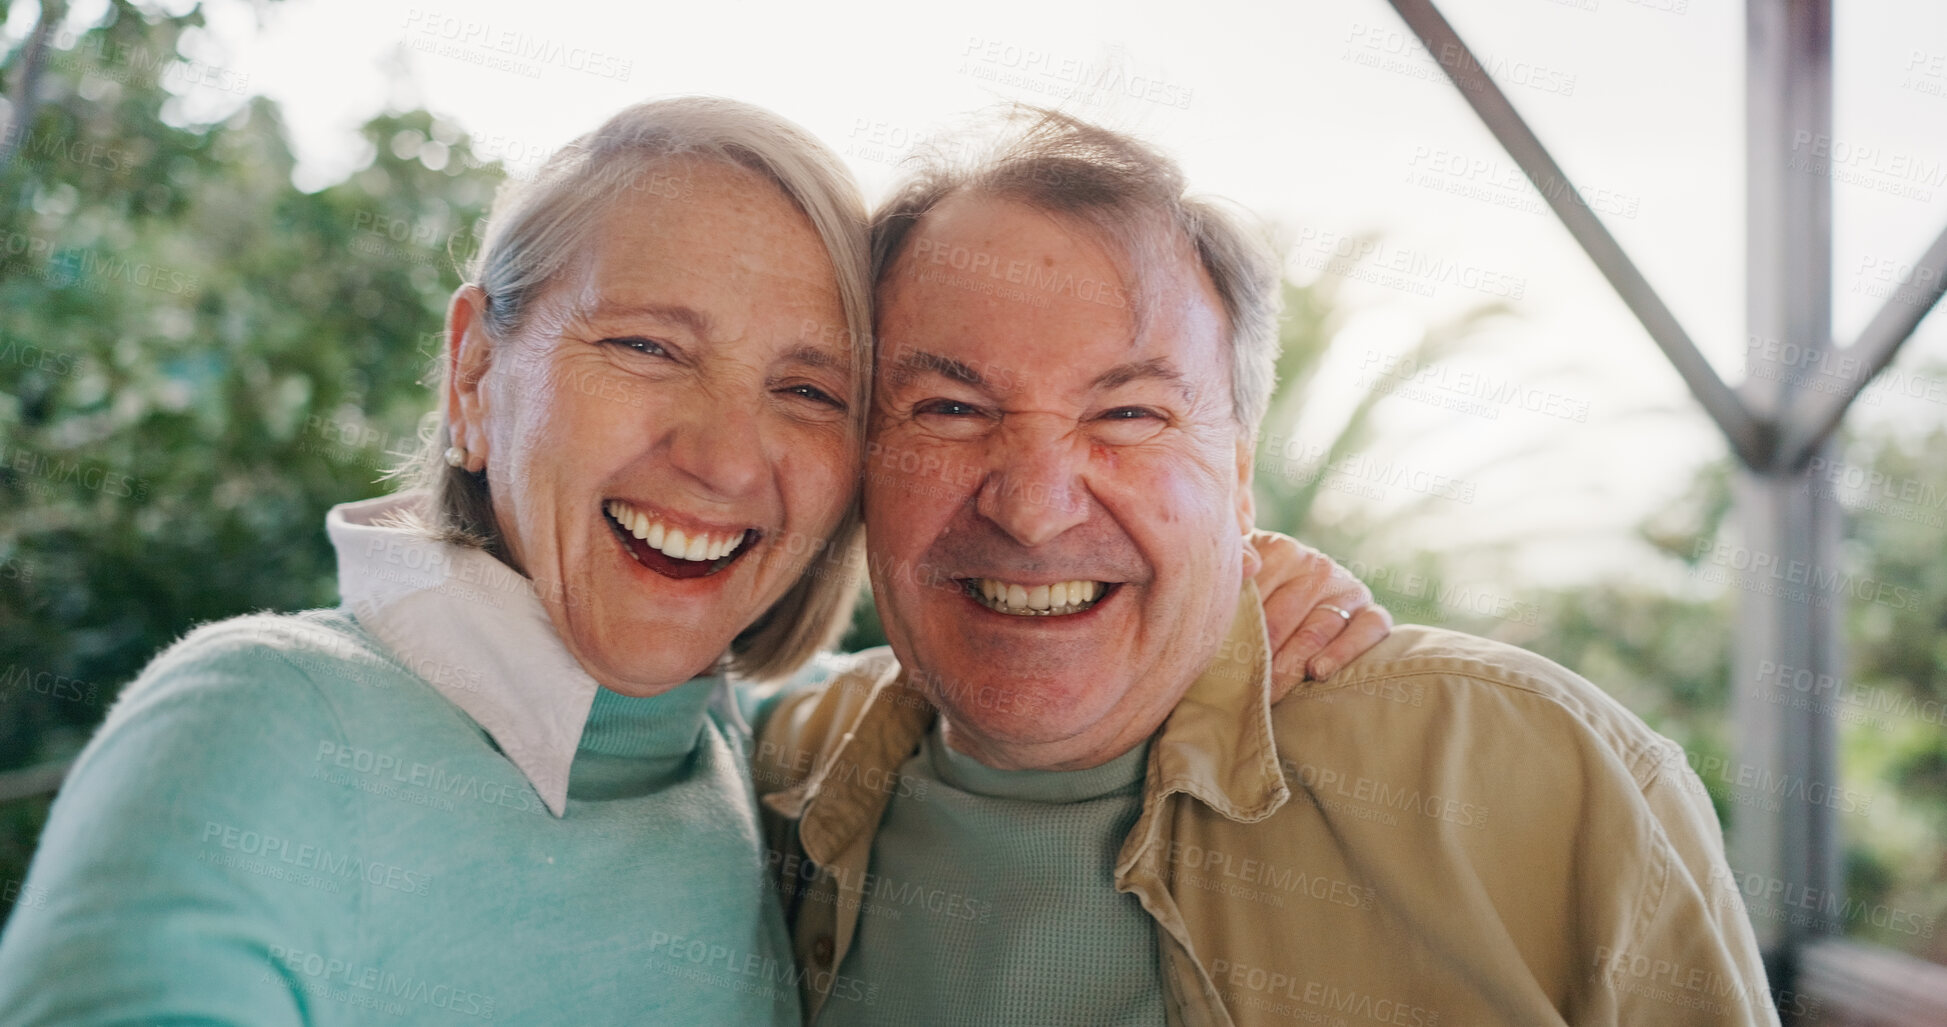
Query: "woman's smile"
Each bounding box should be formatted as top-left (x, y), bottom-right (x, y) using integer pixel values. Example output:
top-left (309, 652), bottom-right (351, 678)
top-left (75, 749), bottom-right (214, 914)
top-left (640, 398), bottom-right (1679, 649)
top-left (602, 498), bottom-right (761, 580)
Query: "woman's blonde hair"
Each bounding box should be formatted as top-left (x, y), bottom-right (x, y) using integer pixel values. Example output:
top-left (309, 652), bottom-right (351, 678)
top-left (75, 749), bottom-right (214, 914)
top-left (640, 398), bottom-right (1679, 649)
top-left (398, 96), bottom-right (871, 680)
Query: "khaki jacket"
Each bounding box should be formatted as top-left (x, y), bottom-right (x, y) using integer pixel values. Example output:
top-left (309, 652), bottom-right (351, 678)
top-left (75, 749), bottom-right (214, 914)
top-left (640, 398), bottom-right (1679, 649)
top-left (754, 590), bottom-right (1779, 1026)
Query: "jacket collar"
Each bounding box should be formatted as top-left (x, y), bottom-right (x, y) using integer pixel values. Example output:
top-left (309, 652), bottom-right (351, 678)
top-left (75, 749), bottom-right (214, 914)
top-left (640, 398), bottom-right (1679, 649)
top-left (767, 664), bottom-right (935, 866)
top-left (1143, 581), bottom-right (1290, 824)
top-left (777, 583), bottom-right (1288, 863)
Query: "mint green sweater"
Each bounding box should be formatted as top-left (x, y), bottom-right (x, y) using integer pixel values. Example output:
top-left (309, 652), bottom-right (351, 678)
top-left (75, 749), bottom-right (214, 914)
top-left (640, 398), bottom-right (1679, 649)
top-left (822, 728), bottom-right (1167, 1027)
top-left (0, 609), bottom-right (802, 1025)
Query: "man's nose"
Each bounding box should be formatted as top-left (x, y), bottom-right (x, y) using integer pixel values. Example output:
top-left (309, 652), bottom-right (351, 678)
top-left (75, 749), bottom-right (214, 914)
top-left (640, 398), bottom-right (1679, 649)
top-left (974, 415), bottom-right (1090, 547)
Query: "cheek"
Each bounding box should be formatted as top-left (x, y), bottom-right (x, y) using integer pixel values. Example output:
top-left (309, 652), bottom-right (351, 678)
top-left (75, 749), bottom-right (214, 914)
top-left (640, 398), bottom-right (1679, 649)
top-left (1110, 450), bottom-right (1238, 529)
top-left (780, 432), bottom-right (858, 536)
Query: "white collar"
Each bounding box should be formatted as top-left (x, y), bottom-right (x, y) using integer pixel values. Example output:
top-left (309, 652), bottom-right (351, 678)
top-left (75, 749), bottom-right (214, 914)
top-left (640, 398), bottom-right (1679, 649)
top-left (327, 494), bottom-right (603, 817)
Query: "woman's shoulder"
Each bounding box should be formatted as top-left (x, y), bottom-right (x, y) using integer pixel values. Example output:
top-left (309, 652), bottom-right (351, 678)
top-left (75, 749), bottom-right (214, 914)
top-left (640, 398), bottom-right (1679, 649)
top-left (87, 608), bottom-right (411, 763)
top-left (120, 608), bottom-right (391, 705)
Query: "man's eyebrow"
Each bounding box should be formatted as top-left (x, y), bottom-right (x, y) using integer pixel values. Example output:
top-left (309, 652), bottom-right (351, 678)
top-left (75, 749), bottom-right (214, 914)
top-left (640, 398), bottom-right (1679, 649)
top-left (887, 349), bottom-right (988, 389)
top-left (1092, 357), bottom-right (1192, 400)
top-left (587, 301), bottom-right (714, 338)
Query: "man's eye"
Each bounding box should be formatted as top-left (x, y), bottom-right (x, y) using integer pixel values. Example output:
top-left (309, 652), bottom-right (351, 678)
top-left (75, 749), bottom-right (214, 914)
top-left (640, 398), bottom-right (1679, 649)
top-left (915, 399), bottom-right (983, 417)
top-left (1092, 406), bottom-right (1167, 444)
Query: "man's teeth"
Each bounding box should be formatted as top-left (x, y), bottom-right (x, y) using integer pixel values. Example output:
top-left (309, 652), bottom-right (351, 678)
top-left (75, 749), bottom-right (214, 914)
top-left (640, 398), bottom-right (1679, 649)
top-left (604, 500), bottom-right (747, 563)
top-left (972, 578), bottom-right (1102, 616)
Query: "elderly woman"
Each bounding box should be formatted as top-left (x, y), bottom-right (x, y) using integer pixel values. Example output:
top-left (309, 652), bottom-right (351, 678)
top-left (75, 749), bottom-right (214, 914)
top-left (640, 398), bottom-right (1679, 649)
top-left (0, 97), bottom-right (1384, 1024)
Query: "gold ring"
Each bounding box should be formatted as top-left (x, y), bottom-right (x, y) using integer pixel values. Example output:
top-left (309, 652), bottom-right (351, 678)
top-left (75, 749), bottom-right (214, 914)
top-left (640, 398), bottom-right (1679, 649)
top-left (1319, 604), bottom-right (1352, 622)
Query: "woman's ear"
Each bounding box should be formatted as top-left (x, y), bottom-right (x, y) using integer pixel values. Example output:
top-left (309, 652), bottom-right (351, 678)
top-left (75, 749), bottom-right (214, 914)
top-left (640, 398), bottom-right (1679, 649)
top-left (445, 284), bottom-right (494, 473)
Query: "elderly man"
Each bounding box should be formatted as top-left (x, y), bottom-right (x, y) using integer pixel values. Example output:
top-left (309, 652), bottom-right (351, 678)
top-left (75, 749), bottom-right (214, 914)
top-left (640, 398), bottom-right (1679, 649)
top-left (754, 111), bottom-right (1775, 1026)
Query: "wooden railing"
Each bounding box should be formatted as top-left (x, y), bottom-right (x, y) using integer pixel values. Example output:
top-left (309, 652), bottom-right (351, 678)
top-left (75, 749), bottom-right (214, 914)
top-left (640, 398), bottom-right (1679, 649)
top-left (0, 760), bottom-right (69, 805)
top-left (1795, 937), bottom-right (1947, 1026)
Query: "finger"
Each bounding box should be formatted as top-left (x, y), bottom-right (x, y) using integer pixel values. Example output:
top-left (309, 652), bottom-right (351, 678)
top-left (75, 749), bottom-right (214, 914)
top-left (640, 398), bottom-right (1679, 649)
top-left (1255, 552), bottom-right (1339, 638)
top-left (1240, 535), bottom-right (1264, 580)
top-left (1308, 605), bottom-right (1394, 680)
top-left (1281, 599), bottom-right (1365, 674)
top-left (1267, 563), bottom-right (1371, 650)
top-left (1247, 530), bottom-right (1321, 584)
top-left (1265, 590), bottom-right (1368, 702)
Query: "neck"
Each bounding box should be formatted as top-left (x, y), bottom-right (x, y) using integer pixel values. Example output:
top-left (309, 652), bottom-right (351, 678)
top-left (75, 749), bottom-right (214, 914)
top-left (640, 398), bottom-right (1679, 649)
top-left (935, 709), bottom-right (1166, 772)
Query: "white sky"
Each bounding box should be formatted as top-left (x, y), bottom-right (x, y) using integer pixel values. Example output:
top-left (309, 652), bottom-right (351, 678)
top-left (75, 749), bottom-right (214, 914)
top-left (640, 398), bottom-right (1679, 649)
top-left (42, 0), bottom-right (1947, 585)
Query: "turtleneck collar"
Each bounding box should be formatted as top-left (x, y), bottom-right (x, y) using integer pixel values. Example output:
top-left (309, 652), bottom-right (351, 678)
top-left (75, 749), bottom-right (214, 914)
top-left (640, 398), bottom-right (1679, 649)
top-left (925, 725), bottom-right (1151, 804)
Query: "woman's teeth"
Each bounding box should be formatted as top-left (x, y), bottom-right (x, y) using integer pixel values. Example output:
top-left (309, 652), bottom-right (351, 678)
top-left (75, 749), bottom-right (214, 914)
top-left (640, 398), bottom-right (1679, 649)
top-left (604, 500), bottom-right (748, 563)
top-left (969, 578), bottom-right (1102, 616)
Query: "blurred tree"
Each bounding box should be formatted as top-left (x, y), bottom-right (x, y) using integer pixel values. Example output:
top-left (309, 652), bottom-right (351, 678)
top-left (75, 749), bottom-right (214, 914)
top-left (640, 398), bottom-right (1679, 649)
top-left (1462, 419), bottom-right (1947, 963)
top-left (0, 0), bottom-right (504, 924)
top-left (1250, 268), bottom-right (1508, 548)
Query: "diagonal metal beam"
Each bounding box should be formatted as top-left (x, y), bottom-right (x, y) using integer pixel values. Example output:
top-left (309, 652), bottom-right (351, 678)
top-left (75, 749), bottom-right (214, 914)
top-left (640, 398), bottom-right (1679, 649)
top-left (1383, 0), bottom-right (1770, 470)
top-left (1777, 220), bottom-right (1947, 470)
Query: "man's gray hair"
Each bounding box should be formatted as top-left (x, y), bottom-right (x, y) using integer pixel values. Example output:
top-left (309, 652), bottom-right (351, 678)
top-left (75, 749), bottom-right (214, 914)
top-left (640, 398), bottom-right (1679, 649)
top-left (397, 96), bottom-right (872, 680)
top-left (870, 107), bottom-right (1281, 432)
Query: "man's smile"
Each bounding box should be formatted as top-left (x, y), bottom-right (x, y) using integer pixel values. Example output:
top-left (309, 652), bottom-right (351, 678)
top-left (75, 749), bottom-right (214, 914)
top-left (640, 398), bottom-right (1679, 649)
top-left (960, 577), bottom-right (1117, 616)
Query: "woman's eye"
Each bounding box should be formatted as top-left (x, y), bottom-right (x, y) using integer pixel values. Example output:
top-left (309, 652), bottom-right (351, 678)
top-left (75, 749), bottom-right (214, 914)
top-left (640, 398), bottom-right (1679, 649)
top-left (1100, 407), bottom-right (1160, 421)
top-left (781, 383), bottom-right (845, 409)
top-left (606, 337), bottom-right (669, 357)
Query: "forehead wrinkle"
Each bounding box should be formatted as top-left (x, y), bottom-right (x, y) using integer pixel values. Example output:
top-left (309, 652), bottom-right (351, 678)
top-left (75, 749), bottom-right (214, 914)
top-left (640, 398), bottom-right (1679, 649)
top-left (780, 343), bottom-right (846, 371)
top-left (886, 349), bottom-right (989, 390)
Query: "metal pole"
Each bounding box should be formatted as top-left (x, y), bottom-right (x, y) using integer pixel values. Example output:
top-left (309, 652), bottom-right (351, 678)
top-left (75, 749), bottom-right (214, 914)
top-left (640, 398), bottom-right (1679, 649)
top-left (1777, 221), bottom-right (1947, 471)
top-left (1382, 0), bottom-right (1769, 469)
top-left (1733, 0), bottom-right (1842, 984)
top-left (1378, 0), bottom-right (1947, 1003)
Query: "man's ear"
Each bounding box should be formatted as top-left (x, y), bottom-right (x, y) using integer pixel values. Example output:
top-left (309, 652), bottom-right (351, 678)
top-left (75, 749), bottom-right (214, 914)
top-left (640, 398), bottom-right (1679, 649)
top-left (1233, 433), bottom-right (1257, 535)
top-left (1234, 433), bottom-right (1259, 582)
top-left (445, 284), bottom-right (494, 473)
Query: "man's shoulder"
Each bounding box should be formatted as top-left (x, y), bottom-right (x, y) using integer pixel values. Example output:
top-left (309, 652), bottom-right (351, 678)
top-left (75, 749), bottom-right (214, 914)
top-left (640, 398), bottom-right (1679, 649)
top-left (1278, 624), bottom-right (1678, 787)
top-left (751, 646), bottom-right (918, 795)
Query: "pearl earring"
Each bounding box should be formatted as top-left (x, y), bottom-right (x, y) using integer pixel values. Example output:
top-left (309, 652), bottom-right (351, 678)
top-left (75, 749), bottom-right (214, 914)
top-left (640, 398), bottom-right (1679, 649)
top-left (444, 446), bottom-right (468, 468)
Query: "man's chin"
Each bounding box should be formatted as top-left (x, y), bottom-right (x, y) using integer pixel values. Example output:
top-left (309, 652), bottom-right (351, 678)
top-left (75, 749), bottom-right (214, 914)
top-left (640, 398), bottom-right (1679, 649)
top-left (924, 662), bottom-right (1115, 733)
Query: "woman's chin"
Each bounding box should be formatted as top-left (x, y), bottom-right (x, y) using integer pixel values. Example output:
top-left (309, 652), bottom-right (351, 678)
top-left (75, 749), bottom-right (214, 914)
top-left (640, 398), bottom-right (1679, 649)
top-left (575, 626), bottom-right (737, 697)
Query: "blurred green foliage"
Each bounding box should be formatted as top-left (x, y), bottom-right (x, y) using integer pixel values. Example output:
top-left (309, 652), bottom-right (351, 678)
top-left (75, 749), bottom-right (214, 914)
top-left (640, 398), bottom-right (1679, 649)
top-left (1, 0), bottom-right (500, 914)
top-left (1245, 261), bottom-right (1947, 962)
top-left (1, 0), bottom-right (1942, 971)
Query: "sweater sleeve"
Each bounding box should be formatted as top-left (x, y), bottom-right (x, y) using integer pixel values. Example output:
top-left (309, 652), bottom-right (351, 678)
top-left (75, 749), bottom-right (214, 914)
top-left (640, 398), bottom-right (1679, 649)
top-left (0, 619), bottom-right (362, 1026)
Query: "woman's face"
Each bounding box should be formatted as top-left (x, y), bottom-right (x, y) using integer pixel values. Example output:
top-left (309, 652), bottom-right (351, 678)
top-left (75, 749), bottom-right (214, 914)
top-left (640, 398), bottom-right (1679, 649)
top-left (447, 156), bottom-right (859, 696)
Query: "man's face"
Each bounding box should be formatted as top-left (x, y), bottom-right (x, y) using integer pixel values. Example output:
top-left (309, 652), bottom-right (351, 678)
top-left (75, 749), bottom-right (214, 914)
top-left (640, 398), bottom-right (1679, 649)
top-left (865, 193), bottom-right (1254, 770)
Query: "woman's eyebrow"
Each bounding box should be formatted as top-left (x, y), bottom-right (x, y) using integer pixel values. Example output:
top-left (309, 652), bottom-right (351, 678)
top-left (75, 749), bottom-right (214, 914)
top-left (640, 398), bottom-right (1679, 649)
top-left (588, 300), bottom-right (715, 338)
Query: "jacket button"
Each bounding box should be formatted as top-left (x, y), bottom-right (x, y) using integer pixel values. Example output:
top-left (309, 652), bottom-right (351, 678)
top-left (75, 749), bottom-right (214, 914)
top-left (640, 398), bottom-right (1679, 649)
top-left (812, 935), bottom-right (835, 966)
